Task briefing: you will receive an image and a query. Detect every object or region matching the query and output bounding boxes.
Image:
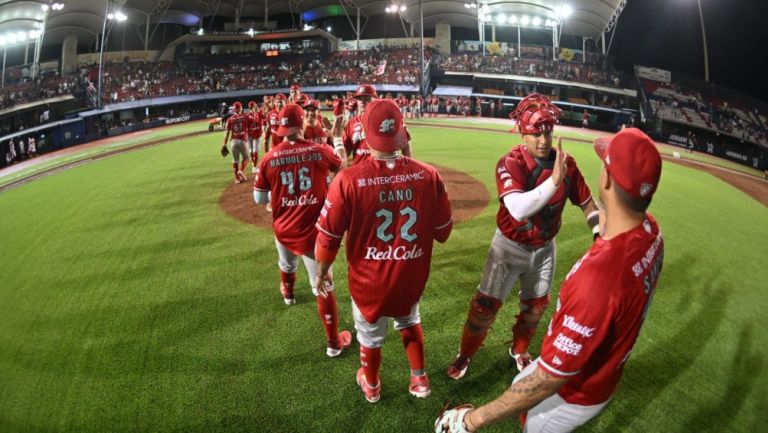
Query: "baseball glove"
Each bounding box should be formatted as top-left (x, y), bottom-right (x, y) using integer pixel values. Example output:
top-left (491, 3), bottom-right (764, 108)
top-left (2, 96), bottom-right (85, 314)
top-left (220, 145), bottom-right (229, 157)
top-left (435, 403), bottom-right (474, 433)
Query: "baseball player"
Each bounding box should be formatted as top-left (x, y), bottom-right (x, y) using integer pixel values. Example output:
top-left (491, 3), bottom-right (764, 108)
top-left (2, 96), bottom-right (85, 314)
top-left (288, 84), bottom-right (302, 104)
top-left (447, 93), bottom-right (600, 381)
top-left (581, 110), bottom-right (590, 129)
top-left (435, 127), bottom-right (664, 433)
top-left (247, 101), bottom-right (264, 174)
top-left (253, 103), bottom-right (352, 357)
top-left (332, 84), bottom-right (412, 166)
top-left (301, 99), bottom-right (333, 147)
top-left (315, 99), bottom-right (453, 403)
top-left (221, 101), bottom-right (250, 184)
top-left (265, 93), bottom-right (286, 153)
top-left (27, 135), bottom-right (36, 158)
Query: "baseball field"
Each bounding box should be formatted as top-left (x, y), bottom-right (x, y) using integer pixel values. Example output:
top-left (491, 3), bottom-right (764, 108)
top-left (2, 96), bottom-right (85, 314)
top-left (0, 118), bottom-right (766, 432)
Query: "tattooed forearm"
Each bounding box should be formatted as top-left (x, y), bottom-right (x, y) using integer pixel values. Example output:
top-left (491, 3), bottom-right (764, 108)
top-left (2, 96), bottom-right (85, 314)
top-left (466, 367), bottom-right (566, 430)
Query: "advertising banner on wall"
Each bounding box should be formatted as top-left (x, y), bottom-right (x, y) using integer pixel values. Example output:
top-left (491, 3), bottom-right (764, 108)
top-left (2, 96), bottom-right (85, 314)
top-left (636, 65), bottom-right (672, 83)
top-left (339, 38), bottom-right (434, 51)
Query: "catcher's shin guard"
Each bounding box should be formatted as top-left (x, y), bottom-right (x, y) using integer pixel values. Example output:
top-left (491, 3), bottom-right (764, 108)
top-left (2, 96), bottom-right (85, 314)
top-left (511, 295), bottom-right (550, 355)
top-left (458, 292), bottom-right (503, 358)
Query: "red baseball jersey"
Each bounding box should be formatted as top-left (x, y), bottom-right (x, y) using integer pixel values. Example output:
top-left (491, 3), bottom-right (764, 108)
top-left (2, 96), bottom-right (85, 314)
top-left (315, 156), bottom-right (453, 323)
top-left (496, 144), bottom-right (592, 247)
top-left (226, 113), bottom-right (250, 141)
top-left (304, 124), bottom-right (332, 147)
top-left (343, 114), bottom-right (370, 164)
top-left (538, 215), bottom-right (664, 406)
top-left (268, 109), bottom-right (280, 136)
top-left (254, 139), bottom-right (342, 255)
top-left (248, 110), bottom-right (264, 138)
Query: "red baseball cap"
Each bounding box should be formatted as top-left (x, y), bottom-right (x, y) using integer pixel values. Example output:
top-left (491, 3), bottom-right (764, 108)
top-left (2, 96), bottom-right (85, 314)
top-left (276, 104), bottom-right (305, 137)
top-left (274, 93), bottom-right (286, 101)
top-left (233, 101), bottom-right (243, 110)
top-left (354, 84), bottom-right (378, 98)
top-left (363, 99), bottom-right (408, 153)
top-left (302, 99), bottom-right (319, 110)
top-left (290, 84), bottom-right (301, 91)
top-left (594, 128), bottom-right (662, 199)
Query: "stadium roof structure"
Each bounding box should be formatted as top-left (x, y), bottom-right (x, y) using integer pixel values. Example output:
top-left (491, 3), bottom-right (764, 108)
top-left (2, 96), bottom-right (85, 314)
top-left (0, 0), bottom-right (627, 49)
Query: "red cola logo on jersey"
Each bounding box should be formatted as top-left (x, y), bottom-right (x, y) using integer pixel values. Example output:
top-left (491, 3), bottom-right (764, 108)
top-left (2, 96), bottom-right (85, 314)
top-left (364, 244), bottom-right (424, 261)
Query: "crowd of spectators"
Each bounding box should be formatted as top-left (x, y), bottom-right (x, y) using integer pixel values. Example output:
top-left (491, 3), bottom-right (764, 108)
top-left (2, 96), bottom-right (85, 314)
top-left (643, 79), bottom-right (768, 146)
top-left (434, 51), bottom-right (624, 88)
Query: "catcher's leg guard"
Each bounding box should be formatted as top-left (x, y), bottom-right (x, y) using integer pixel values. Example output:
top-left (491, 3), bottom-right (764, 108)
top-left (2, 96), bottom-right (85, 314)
top-left (510, 295), bottom-right (550, 355)
top-left (458, 292), bottom-right (503, 358)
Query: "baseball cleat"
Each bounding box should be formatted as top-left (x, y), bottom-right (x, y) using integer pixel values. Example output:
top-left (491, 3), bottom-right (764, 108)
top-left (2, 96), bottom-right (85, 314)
top-left (356, 368), bottom-right (381, 403)
top-left (279, 283), bottom-right (295, 305)
top-left (237, 171), bottom-right (247, 182)
top-left (326, 330), bottom-right (353, 357)
top-left (409, 374), bottom-right (431, 398)
top-left (447, 355), bottom-right (471, 380)
top-left (266, 202), bottom-right (272, 212)
top-left (234, 178), bottom-right (242, 184)
top-left (510, 349), bottom-right (532, 372)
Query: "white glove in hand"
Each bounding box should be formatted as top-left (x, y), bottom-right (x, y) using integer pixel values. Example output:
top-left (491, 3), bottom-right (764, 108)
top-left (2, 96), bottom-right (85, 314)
top-left (435, 405), bottom-right (474, 433)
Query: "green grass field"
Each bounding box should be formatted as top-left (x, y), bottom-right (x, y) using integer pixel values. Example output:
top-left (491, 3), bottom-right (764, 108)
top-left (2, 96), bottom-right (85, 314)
top-left (0, 121), bottom-right (766, 432)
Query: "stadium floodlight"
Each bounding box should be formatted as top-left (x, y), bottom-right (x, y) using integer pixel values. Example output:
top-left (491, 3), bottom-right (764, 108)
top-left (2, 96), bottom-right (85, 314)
top-left (545, 19), bottom-right (553, 27)
top-left (521, 15), bottom-right (530, 25)
top-left (385, 6), bottom-right (391, 12)
top-left (303, 24), bottom-right (312, 31)
top-left (496, 14), bottom-right (506, 24)
top-left (107, 13), bottom-right (114, 20)
top-left (400, 5), bottom-right (407, 11)
top-left (555, 4), bottom-right (573, 20)
top-left (114, 11), bottom-right (127, 22)
top-left (52, 3), bottom-right (64, 10)
top-left (197, 28), bottom-right (204, 36)
top-left (7, 33), bottom-right (17, 44)
top-left (326, 26), bottom-right (332, 32)
top-left (247, 28), bottom-right (255, 37)
top-left (41, 4), bottom-right (49, 11)
top-left (0, 36), bottom-right (6, 46)
top-left (509, 15), bottom-right (518, 24)
top-left (532, 16), bottom-right (542, 26)
top-left (16, 31), bottom-right (27, 41)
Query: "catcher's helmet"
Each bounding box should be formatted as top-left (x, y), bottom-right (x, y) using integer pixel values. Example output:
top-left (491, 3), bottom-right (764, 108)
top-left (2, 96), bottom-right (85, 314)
top-left (509, 93), bottom-right (561, 134)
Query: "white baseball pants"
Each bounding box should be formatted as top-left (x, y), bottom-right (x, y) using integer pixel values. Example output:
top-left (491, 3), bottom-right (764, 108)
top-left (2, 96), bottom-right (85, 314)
top-left (478, 229), bottom-right (556, 302)
top-left (351, 301), bottom-right (420, 348)
top-left (514, 358), bottom-right (608, 433)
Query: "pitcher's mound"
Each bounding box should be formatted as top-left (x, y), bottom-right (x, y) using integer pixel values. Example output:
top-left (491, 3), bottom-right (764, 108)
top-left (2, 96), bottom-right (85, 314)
top-left (219, 165), bottom-right (490, 228)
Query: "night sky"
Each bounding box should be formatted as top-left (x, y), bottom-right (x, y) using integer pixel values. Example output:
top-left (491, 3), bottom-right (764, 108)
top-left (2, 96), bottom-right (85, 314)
top-left (610, 0), bottom-right (768, 103)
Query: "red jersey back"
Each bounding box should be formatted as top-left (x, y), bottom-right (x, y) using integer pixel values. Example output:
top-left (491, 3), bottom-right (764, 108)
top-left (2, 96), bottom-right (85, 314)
top-left (254, 140), bottom-right (341, 255)
top-left (226, 113), bottom-right (250, 141)
top-left (496, 144), bottom-right (592, 247)
top-left (538, 215), bottom-right (664, 405)
top-left (248, 111), bottom-right (263, 138)
top-left (343, 114), bottom-right (371, 164)
top-left (316, 157), bottom-right (452, 323)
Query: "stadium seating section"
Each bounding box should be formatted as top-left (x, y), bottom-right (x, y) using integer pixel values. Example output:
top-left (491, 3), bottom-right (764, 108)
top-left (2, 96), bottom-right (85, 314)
top-left (642, 78), bottom-right (768, 146)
